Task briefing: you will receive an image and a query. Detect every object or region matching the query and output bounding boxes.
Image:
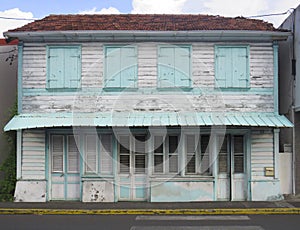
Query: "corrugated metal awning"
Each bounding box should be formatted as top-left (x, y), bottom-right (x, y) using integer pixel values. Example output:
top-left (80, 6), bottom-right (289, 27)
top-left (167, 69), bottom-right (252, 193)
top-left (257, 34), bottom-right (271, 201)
top-left (4, 112), bottom-right (293, 131)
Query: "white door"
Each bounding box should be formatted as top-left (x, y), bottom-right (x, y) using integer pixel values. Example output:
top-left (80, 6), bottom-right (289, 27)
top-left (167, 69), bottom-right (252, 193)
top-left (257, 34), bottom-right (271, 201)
top-left (217, 135), bottom-right (247, 201)
top-left (50, 135), bottom-right (81, 201)
top-left (118, 135), bottom-right (148, 201)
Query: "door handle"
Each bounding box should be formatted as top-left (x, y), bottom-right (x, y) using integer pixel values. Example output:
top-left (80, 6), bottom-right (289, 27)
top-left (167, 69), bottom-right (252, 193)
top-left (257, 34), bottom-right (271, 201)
top-left (60, 173), bottom-right (64, 177)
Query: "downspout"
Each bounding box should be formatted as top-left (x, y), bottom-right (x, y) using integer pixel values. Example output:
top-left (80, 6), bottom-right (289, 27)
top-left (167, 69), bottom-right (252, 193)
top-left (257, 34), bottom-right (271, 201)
top-left (292, 9), bottom-right (296, 195)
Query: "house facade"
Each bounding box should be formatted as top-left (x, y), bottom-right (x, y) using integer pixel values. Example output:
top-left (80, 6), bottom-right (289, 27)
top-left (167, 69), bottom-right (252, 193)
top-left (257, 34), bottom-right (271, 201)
top-left (4, 14), bottom-right (292, 202)
top-left (279, 4), bottom-right (300, 195)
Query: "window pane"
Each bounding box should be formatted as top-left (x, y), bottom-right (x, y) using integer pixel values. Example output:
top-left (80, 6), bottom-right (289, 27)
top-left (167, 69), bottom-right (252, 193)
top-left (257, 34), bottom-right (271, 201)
top-left (154, 136), bottom-right (163, 153)
top-left (119, 136), bottom-right (130, 153)
top-left (169, 154), bottom-right (178, 173)
top-left (200, 135), bottom-right (210, 174)
top-left (169, 136), bottom-right (178, 153)
top-left (218, 136), bottom-right (228, 173)
top-left (154, 155), bottom-right (164, 173)
top-left (186, 155), bottom-right (196, 173)
top-left (234, 135), bottom-right (244, 173)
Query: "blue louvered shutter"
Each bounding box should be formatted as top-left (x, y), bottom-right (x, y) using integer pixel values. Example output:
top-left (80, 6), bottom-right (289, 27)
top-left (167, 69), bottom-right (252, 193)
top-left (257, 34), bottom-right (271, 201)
top-left (215, 47), bottom-right (229, 88)
top-left (105, 46), bottom-right (137, 88)
top-left (232, 47), bottom-right (248, 88)
top-left (120, 47), bottom-right (137, 88)
top-left (47, 47), bottom-right (81, 89)
top-left (175, 47), bottom-right (190, 87)
top-left (64, 47), bottom-right (81, 88)
top-left (158, 47), bottom-right (175, 87)
top-left (105, 47), bottom-right (121, 88)
top-left (48, 48), bottom-right (64, 88)
top-left (215, 47), bottom-right (249, 88)
top-left (158, 46), bottom-right (191, 88)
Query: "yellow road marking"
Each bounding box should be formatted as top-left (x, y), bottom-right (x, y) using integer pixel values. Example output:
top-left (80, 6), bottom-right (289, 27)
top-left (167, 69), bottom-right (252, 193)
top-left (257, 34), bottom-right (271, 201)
top-left (0, 208), bottom-right (300, 215)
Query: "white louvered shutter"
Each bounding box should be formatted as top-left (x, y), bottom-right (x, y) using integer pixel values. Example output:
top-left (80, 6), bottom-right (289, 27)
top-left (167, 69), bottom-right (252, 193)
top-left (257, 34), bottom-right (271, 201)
top-left (100, 134), bottom-right (113, 175)
top-left (52, 135), bottom-right (64, 172)
top-left (67, 135), bottom-right (80, 173)
top-left (85, 135), bottom-right (97, 173)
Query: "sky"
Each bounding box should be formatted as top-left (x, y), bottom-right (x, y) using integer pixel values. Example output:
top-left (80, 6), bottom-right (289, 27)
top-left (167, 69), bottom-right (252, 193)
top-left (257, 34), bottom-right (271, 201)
top-left (0, 0), bottom-right (299, 38)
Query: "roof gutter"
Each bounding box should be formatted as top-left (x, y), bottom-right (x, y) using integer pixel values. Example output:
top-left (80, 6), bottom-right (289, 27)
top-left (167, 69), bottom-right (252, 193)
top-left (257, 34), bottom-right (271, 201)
top-left (4, 30), bottom-right (291, 42)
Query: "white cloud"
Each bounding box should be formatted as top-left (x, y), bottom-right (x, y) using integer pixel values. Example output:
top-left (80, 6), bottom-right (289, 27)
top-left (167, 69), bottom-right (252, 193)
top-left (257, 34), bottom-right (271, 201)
top-left (0, 8), bottom-right (34, 38)
top-left (202, 0), bottom-right (268, 17)
top-left (131, 0), bottom-right (187, 14)
top-left (79, 7), bottom-right (121, 14)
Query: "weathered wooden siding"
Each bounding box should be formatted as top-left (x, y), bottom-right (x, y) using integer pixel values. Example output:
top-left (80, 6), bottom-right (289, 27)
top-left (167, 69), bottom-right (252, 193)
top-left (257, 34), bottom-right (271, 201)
top-left (22, 94), bottom-right (273, 113)
top-left (22, 129), bottom-right (45, 179)
top-left (21, 42), bottom-right (274, 113)
top-left (251, 129), bottom-right (274, 180)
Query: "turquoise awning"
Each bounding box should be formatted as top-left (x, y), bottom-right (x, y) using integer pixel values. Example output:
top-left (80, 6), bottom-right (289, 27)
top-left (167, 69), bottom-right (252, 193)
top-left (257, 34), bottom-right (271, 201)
top-left (4, 112), bottom-right (293, 131)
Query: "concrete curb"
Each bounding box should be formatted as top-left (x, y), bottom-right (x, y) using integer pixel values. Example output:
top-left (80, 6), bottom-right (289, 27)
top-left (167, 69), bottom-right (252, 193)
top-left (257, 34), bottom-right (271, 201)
top-left (0, 208), bottom-right (300, 215)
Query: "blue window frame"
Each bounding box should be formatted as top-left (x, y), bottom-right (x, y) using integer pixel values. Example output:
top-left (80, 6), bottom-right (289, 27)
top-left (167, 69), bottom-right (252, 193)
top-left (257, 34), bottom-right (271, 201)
top-left (47, 46), bottom-right (81, 89)
top-left (158, 45), bottom-right (191, 88)
top-left (215, 46), bottom-right (249, 88)
top-left (104, 45), bottom-right (138, 89)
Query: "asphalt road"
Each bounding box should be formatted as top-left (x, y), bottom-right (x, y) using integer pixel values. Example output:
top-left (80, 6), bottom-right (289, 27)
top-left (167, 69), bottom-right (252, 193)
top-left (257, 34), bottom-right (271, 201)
top-left (0, 214), bottom-right (300, 230)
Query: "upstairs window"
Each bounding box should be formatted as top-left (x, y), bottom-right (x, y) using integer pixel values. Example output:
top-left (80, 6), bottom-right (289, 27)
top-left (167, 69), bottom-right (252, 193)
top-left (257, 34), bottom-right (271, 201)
top-left (158, 45), bottom-right (191, 88)
top-left (215, 46), bottom-right (249, 88)
top-left (47, 46), bottom-right (81, 89)
top-left (104, 46), bottom-right (138, 89)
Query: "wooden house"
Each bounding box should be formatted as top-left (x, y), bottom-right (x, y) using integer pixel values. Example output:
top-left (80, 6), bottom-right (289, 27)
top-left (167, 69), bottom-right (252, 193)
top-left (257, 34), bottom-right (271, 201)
top-left (3, 14), bottom-right (292, 202)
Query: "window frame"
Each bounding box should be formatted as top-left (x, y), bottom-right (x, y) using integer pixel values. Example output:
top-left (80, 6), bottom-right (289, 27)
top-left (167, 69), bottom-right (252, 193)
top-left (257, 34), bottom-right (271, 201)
top-left (104, 45), bottom-right (138, 90)
top-left (214, 45), bottom-right (250, 89)
top-left (157, 44), bottom-right (192, 89)
top-left (46, 45), bottom-right (82, 90)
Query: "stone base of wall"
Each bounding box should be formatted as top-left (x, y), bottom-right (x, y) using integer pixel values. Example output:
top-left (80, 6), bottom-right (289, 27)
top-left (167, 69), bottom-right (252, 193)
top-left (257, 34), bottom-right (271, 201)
top-left (251, 180), bottom-right (283, 201)
top-left (82, 180), bottom-right (114, 202)
top-left (150, 181), bottom-right (214, 202)
top-left (14, 180), bottom-right (46, 202)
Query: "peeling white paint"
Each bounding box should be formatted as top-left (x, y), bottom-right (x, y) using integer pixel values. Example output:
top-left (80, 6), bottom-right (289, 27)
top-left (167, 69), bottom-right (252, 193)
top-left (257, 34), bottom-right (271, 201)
top-left (14, 180), bottom-right (46, 202)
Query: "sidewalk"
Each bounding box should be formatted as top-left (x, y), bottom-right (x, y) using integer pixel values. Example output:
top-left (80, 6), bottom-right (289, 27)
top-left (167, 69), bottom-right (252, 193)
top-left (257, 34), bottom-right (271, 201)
top-left (1, 200), bottom-right (300, 215)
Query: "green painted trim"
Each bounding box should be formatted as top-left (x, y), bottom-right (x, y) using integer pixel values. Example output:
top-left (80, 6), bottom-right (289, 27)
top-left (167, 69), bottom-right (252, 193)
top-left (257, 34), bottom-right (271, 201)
top-left (22, 87), bottom-right (274, 96)
top-left (274, 128), bottom-right (280, 179)
top-left (16, 130), bottom-right (22, 179)
top-left (112, 135), bottom-right (118, 202)
top-left (273, 43), bottom-right (279, 114)
top-left (45, 131), bottom-right (49, 202)
top-left (17, 43), bottom-right (23, 114)
top-left (247, 131), bottom-right (252, 201)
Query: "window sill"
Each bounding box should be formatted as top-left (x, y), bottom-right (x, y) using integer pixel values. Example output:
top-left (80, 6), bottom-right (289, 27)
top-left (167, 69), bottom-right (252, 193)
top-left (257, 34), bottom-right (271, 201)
top-left (46, 88), bottom-right (82, 92)
top-left (157, 87), bottom-right (193, 92)
top-left (102, 87), bottom-right (139, 92)
top-left (215, 87), bottom-right (250, 92)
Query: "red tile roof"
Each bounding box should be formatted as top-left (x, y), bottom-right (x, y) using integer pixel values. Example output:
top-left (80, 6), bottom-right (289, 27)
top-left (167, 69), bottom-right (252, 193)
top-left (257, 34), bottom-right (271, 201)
top-left (7, 14), bottom-right (277, 33)
top-left (0, 38), bottom-right (18, 45)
